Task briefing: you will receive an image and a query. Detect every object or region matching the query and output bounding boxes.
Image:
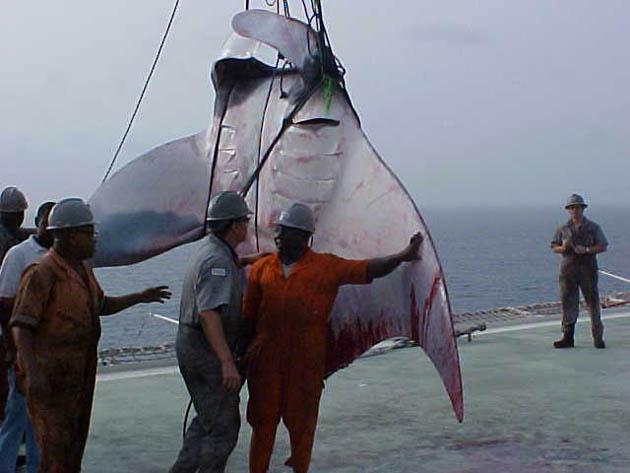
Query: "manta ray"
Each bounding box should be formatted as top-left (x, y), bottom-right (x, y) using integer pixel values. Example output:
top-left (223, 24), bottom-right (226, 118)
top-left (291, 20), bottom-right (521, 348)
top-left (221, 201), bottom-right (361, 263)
top-left (89, 9), bottom-right (464, 421)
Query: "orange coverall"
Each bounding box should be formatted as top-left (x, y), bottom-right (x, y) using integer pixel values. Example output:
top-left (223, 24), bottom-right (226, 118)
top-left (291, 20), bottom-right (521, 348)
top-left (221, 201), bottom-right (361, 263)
top-left (10, 250), bottom-right (103, 473)
top-left (244, 250), bottom-right (368, 473)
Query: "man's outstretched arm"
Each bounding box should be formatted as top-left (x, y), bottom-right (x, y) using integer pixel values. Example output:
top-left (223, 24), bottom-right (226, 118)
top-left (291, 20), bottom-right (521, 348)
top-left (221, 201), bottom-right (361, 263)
top-left (101, 286), bottom-right (171, 315)
top-left (366, 233), bottom-right (423, 282)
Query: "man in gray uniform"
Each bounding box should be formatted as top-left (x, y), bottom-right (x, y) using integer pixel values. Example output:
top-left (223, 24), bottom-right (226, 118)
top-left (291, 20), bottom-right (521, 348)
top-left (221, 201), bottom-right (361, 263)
top-left (170, 191), bottom-right (253, 473)
top-left (551, 193), bottom-right (608, 349)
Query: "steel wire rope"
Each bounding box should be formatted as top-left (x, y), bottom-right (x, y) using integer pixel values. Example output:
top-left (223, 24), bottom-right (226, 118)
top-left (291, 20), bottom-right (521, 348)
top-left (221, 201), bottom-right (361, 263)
top-left (253, 55), bottom-right (283, 251)
top-left (300, 0), bottom-right (318, 58)
top-left (182, 397), bottom-right (194, 439)
top-left (300, 0), bottom-right (310, 19)
top-left (101, 0), bottom-right (181, 183)
top-left (241, 0), bottom-right (343, 199)
top-left (313, 0), bottom-right (326, 75)
top-left (249, 0), bottom-right (290, 249)
top-left (311, 0), bottom-right (347, 86)
top-left (310, 0), bottom-right (328, 78)
top-left (94, 0), bottom-right (189, 438)
top-left (240, 77), bottom-right (324, 198)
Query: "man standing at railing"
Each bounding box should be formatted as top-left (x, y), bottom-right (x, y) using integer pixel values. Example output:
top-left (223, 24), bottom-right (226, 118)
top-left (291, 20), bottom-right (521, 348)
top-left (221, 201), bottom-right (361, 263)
top-left (551, 193), bottom-right (608, 349)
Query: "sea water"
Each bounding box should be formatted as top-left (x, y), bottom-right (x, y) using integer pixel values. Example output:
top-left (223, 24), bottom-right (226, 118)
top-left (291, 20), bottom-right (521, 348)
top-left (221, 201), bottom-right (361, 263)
top-left (95, 205), bottom-right (630, 349)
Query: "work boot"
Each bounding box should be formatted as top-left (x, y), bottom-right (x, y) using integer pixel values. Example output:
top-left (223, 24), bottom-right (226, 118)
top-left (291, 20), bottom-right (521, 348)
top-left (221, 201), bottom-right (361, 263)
top-left (553, 325), bottom-right (575, 349)
top-left (594, 339), bottom-right (606, 349)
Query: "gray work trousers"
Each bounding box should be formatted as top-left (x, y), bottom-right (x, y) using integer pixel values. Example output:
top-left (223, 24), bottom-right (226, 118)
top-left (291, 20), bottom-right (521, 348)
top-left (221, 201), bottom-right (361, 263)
top-left (170, 328), bottom-right (240, 473)
top-left (559, 262), bottom-right (604, 341)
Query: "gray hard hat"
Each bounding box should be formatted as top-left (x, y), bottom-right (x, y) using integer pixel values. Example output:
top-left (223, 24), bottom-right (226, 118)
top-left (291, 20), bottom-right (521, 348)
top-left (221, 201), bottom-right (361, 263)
top-left (277, 203), bottom-right (315, 234)
top-left (0, 186), bottom-right (28, 212)
top-left (565, 193), bottom-right (587, 209)
top-left (206, 191), bottom-right (252, 221)
top-left (48, 198), bottom-right (97, 230)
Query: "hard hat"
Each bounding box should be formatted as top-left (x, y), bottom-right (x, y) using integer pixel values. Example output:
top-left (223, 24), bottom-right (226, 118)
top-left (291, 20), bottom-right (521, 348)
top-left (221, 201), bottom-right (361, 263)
top-left (277, 203), bottom-right (315, 234)
top-left (47, 198), bottom-right (97, 230)
top-left (206, 191), bottom-right (252, 221)
top-left (565, 193), bottom-right (587, 209)
top-left (0, 186), bottom-right (28, 212)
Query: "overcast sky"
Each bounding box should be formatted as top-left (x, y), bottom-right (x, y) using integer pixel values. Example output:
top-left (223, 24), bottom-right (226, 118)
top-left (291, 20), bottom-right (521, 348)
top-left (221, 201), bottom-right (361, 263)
top-left (1, 0), bottom-right (629, 210)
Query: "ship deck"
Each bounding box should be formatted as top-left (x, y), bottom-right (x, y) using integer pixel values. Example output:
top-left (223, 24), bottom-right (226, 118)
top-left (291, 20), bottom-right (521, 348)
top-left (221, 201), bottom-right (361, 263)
top-left (84, 307), bottom-right (630, 472)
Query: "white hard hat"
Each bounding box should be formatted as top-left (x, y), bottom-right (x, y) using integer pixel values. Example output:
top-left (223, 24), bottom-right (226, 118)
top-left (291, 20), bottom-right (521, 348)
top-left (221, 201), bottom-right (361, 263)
top-left (206, 191), bottom-right (252, 221)
top-left (47, 198), bottom-right (96, 230)
top-left (0, 186), bottom-right (28, 212)
top-left (277, 203), bottom-right (315, 234)
top-left (565, 193), bottom-right (588, 209)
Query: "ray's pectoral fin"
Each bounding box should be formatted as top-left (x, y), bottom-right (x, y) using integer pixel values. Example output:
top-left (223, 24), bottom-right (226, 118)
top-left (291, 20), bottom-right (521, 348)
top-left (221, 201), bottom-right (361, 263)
top-left (232, 9), bottom-right (320, 75)
top-left (89, 133), bottom-right (210, 267)
top-left (303, 89), bottom-right (464, 422)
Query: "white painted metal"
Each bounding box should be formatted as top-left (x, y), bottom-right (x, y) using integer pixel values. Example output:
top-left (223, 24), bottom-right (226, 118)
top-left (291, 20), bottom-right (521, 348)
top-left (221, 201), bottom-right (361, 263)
top-left (599, 269), bottom-right (630, 285)
top-left (151, 312), bottom-right (179, 325)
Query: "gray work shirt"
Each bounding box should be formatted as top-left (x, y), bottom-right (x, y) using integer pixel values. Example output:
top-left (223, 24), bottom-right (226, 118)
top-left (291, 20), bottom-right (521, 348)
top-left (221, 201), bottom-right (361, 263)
top-left (178, 234), bottom-right (245, 355)
top-left (551, 217), bottom-right (608, 269)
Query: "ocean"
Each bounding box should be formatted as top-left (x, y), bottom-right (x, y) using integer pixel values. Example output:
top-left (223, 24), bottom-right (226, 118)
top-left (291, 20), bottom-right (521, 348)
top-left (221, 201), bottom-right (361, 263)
top-left (94, 205), bottom-right (630, 349)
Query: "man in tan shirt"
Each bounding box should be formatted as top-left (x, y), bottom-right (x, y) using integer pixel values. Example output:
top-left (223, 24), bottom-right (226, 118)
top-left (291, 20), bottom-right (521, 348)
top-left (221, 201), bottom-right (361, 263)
top-left (11, 198), bottom-right (171, 472)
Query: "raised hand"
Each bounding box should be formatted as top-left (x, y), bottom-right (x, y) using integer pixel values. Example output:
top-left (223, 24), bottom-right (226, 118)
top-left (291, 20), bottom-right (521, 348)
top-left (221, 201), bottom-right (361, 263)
top-left (400, 232), bottom-right (424, 262)
top-left (139, 285), bottom-right (172, 304)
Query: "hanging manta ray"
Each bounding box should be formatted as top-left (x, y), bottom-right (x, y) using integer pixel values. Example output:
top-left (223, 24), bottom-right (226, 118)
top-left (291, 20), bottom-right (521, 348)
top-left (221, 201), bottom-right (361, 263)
top-left (89, 7), bottom-right (464, 422)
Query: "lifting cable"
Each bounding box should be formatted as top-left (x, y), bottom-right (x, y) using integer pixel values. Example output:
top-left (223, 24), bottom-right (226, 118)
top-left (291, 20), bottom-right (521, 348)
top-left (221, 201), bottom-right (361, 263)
top-left (240, 0), bottom-right (347, 199)
top-left (253, 55), bottom-right (283, 251)
top-left (182, 397), bottom-right (194, 439)
top-left (101, 0), bottom-right (181, 183)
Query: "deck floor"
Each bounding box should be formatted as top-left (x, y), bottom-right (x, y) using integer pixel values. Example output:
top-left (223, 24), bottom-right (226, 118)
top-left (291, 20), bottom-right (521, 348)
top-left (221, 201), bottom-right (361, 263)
top-left (84, 310), bottom-right (630, 472)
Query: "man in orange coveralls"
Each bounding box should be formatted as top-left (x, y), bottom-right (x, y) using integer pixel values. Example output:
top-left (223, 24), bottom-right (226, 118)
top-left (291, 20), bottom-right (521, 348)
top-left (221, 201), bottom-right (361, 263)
top-left (10, 198), bottom-right (171, 473)
top-left (244, 202), bottom-right (423, 473)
